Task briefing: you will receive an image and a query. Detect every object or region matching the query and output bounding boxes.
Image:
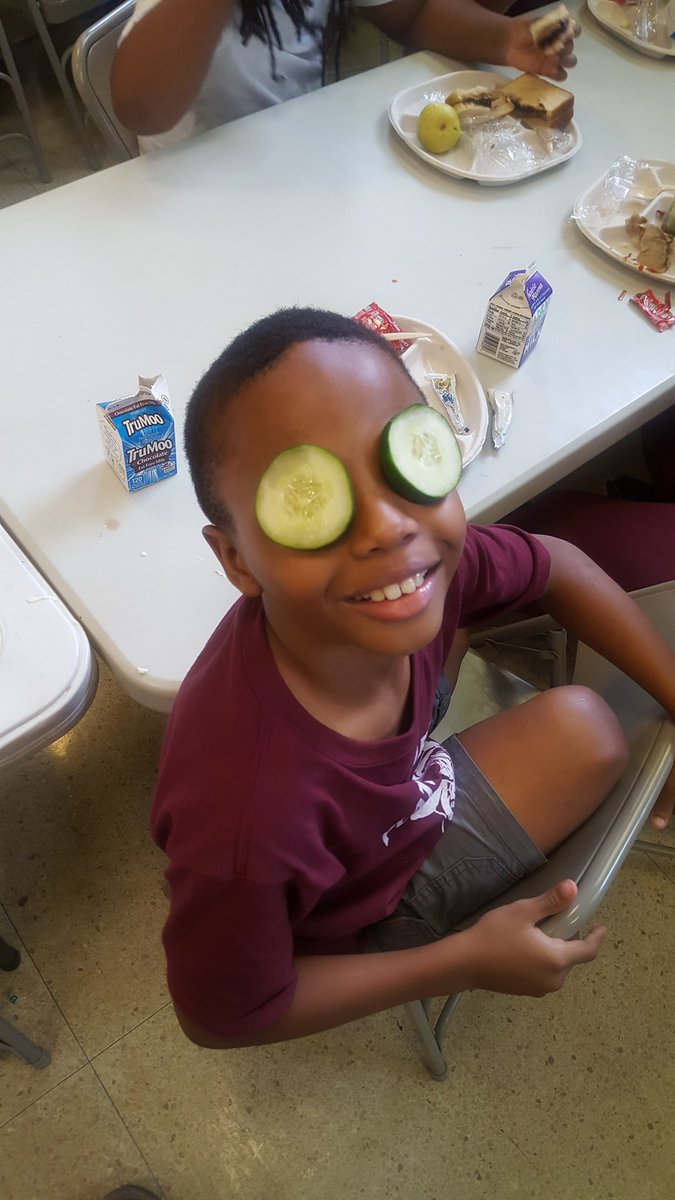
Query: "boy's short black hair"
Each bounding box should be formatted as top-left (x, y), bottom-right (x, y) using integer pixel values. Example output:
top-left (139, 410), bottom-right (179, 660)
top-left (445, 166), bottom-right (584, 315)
top-left (184, 306), bottom-right (410, 530)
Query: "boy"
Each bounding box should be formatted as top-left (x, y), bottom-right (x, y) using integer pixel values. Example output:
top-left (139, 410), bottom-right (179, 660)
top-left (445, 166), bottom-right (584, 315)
top-left (111, 0), bottom-right (578, 152)
top-left (153, 307), bottom-right (675, 1048)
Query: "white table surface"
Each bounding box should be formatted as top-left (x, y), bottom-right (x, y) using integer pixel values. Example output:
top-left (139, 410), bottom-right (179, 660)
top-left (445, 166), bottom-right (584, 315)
top-left (1, 1), bottom-right (673, 711)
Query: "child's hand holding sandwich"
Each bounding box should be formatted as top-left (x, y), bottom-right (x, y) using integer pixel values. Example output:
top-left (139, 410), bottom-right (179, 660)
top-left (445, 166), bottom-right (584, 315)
top-left (506, 6), bottom-right (579, 82)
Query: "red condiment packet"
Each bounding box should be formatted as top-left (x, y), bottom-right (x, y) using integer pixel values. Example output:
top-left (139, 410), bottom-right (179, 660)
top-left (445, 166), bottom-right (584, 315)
top-left (352, 301), bottom-right (412, 355)
top-left (630, 289), bottom-right (675, 332)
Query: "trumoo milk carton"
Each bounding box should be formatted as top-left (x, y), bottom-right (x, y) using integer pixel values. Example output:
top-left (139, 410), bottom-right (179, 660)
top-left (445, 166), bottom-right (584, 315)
top-left (97, 375), bottom-right (177, 492)
top-left (477, 268), bottom-right (552, 368)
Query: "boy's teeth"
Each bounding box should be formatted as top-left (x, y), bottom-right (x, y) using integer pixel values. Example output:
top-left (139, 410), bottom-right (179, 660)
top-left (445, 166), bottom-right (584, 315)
top-left (360, 571), bottom-right (427, 602)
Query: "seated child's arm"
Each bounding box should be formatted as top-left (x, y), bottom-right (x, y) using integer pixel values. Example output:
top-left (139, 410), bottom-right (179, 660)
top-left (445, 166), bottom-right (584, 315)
top-left (536, 534), bottom-right (675, 829)
top-left (173, 878), bottom-right (603, 1048)
top-left (111, 0), bottom-right (235, 136)
top-left (366, 0), bottom-right (578, 84)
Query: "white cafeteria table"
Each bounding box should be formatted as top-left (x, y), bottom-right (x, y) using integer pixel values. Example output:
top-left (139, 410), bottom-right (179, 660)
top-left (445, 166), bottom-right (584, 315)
top-left (0, 0), bottom-right (673, 712)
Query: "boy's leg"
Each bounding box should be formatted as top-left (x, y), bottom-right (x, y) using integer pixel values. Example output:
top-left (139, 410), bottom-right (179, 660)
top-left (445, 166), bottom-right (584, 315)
top-left (458, 687), bottom-right (628, 854)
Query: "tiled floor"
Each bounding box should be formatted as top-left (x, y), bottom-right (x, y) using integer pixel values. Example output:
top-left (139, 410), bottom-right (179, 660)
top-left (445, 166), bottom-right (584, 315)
top-left (1, 657), bottom-right (675, 1200)
top-left (2, 20), bottom-right (675, 1200)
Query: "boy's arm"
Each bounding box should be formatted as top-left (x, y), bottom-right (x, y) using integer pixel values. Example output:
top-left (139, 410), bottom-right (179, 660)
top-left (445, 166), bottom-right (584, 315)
top-left (365, 0), bottom-right (578, 83)
top-left (174, 879), bottom-right (603, 1047)
top-left (111, 0), bottom-right (235, 135)
top-left (536, 534), bottom-right (675, 828)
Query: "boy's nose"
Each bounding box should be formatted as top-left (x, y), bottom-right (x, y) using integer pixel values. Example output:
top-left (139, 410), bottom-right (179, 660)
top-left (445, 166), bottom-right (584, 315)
top-left (349, 487), bottom-right (419, 557)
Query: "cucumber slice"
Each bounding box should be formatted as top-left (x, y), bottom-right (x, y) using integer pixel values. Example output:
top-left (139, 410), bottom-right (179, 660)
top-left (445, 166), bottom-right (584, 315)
top-left (380, 404), bottom-right (462, 505)
top-left (256, 444), bottom-right (354, 550)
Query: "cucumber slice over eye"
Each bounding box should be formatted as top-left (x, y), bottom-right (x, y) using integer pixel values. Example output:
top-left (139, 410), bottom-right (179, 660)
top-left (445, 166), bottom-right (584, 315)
top-left (380, 404), bottom-right (462, 505)
top-left (256, 444), bottom-right (354, 550)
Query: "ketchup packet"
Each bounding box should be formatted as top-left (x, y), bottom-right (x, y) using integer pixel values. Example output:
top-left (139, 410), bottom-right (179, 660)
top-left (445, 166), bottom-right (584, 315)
top-left (631, 290), bottom-right (675, 332)
top-left (352, 301), bottom-right (412, 355)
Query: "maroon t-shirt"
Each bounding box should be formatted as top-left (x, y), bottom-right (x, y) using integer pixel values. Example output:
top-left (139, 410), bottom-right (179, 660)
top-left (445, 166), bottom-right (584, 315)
top-left (151, 525), bottom-right (550, 1036)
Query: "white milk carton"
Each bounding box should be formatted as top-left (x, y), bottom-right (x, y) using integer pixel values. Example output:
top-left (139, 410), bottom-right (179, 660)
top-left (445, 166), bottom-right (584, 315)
top-left (97, 375), bottom-right (177, 492)
top-left (477, 268), bottom-right (552, 368)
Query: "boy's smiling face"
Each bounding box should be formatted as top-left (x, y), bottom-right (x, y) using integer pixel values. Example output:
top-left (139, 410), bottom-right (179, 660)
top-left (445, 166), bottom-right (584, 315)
top-left (204, 339), bottom-right (467, 662)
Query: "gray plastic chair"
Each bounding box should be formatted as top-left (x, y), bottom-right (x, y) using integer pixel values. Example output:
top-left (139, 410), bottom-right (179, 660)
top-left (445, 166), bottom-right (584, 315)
top-left (23, 0), bottom-right (103, 167)
top-left (406, 581), bottom-right (675, 1079)
top-left (0, 13), bottom-right (51, 181)
top-left (71, 0), bottom-right (138, 160)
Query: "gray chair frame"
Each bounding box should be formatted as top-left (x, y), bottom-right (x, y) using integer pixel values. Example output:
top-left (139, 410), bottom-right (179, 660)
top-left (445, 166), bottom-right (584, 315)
top-left (23, 0), bottom-right (101, 167)
top-left (0, 936), bottom-right (50, 1068)
top-left (0, 14), bottom-right (51, 181)
top-left (406, 581), bottom-right (675, 1079)
top-left (71, 0), bottom-right (138, 160)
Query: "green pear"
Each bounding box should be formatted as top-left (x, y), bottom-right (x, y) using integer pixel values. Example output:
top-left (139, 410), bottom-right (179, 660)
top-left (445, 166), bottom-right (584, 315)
top-left (417, 102), bottom-right (461, 154)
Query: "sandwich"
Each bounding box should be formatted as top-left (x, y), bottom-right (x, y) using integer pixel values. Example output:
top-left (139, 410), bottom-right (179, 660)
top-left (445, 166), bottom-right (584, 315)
top-left (445, 85), bottom-right (514, 123)
top-left (530, 4), bottom-right (574, 54)
top-left (497, 73), bottom-right (574, 129)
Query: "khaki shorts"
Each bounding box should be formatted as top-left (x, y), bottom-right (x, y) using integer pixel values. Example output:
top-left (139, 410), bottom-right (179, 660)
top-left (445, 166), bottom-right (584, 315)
top-left (363, 734), bottom-right (546, 952)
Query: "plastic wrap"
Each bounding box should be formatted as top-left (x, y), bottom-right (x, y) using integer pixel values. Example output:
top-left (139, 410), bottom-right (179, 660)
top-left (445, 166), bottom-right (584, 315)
top-left (419, 94), bottom-right (573, 174)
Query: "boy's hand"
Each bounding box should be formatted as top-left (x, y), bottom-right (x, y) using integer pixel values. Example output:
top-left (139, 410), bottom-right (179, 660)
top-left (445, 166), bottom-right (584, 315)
top-left (464, 880), bottom-right (605, 997)
top-left (649, 763), bottom-right (675, 830)
top-left (504, 17), bottom-right (579, 82)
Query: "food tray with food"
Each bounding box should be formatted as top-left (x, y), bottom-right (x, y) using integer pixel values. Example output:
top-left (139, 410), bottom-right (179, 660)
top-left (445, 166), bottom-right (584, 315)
top-left (388, 69), bottom-right (581, 186)
top-left (588, 0), bottom-right (675, 60)
top-left (392, 314), bottom-right (489, 466)
top-left (573, 158), bottom-right (675, 283)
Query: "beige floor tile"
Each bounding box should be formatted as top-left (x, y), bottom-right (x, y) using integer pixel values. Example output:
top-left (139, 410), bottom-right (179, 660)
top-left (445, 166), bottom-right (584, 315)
top-left (0, 164), bottom-right (37, 207)
top-left (0, 1064), bottom-right (160, 1200)
top-left (634, 826), bottom-right (675, 888)
top-left (649, 851), bottom-right (675, 888)
top-left (0, 905), bottom-right (86, 1125)
top-left (95, 1002), bottom-right (548, 1200)
top-left (421, 851), bottom-right (675, 1200)
top-left (0, 662), bottom-right (170, 1058)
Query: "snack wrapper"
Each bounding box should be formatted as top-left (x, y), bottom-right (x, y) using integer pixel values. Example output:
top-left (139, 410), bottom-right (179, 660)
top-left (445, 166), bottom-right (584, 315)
top-left (352, 301), bottom-right (412, 355)
top-left (426, 373), bottom-right (469, 435)
top-left (487, 388), bottom-right (514, 449)
top-left (97, 375), bottom-right (177, 491)
top-left (631, 290), bottom-right (675, 332)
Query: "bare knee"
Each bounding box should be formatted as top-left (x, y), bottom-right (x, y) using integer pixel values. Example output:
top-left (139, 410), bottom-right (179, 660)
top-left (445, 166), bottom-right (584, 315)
top-left (545, 685), bottom-right (629, 790)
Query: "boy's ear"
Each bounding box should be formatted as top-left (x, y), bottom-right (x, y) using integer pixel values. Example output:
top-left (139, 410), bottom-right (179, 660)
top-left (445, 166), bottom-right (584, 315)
top-left (202, 525), bottom-right (262, 597)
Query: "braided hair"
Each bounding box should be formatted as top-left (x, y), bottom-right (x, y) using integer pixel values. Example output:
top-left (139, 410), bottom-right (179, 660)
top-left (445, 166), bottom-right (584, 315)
top-left (238, 0), bottom-right (354, 84)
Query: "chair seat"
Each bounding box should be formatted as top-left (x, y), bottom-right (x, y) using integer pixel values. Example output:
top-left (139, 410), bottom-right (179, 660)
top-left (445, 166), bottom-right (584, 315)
top-left (407, 581), bottom-right (675, 1078)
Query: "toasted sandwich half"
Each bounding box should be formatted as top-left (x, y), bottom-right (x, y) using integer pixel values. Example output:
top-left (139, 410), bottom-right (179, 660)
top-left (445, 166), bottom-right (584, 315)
top-left (530, 4), bottom-right (574, 55)
top-left (497, 73), bottom-right (574, 129)
top-left (446, 86), bottom-right (514, 123)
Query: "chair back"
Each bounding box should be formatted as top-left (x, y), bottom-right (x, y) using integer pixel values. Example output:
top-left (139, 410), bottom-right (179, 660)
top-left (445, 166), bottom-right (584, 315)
top-left (71, 0), bottom-right (138, 160)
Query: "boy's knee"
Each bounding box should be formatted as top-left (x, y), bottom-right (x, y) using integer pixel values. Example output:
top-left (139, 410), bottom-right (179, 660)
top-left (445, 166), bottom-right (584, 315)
top-left (550, 685), bottom-right (629, 784)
